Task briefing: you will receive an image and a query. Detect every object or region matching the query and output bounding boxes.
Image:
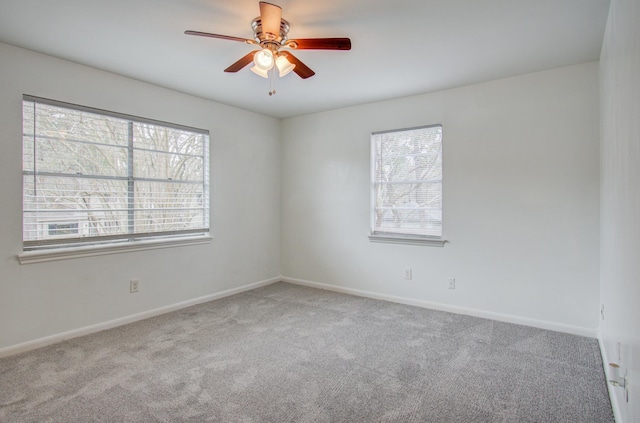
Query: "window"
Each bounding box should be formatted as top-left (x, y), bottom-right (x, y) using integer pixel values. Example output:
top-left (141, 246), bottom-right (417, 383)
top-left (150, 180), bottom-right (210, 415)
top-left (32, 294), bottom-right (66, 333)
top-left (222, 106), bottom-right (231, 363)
top-left (22, 95), bottom-right (210, 252)
top-left (47, 222), bottom-right (79, 237)
top-left (370, 125), bottom-right (443, 245)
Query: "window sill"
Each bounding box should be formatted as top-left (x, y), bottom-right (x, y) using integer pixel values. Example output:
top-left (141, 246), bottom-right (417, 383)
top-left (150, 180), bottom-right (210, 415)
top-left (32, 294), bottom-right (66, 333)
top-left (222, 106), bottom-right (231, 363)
top-left (368, 234), bottom-right (446, 247)
top-left (18, 235), bottom-right (213, 264)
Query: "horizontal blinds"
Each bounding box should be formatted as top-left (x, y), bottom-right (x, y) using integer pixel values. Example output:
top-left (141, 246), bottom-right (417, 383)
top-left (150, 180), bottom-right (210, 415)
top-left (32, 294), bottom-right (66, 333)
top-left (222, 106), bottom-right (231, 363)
top-left (22, 95), bottom-right (209, 135)
top-left (371, 125), bottom-right (443, 238)
top-left (23, 97), bottom-right (210, 250)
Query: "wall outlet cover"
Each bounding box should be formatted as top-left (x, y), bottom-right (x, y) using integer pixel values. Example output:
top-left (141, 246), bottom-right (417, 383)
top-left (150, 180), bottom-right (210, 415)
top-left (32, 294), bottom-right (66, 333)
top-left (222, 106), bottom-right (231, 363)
top-left (130, 279), bottom-right (140, 293)
top-left (448, 278), bottom-right (455, 289)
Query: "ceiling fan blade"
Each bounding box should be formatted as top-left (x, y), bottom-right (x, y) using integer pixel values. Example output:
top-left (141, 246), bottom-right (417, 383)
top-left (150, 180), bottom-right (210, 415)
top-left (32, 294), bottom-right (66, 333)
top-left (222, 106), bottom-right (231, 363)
top-left (259, 2), bottom-right (282, 38)
top-left (185, 30), bottom-right (256, 44)
top-left (286, 38), bottom-right (351, 50)
top-left (279, 51), bottom-right (315, 79)
top-left (224, 51), bottom-right (258, 73)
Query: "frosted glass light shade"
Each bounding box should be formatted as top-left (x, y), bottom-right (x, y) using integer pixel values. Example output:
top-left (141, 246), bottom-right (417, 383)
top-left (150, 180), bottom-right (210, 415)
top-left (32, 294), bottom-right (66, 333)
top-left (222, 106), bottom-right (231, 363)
top-left (253, 49), bottom-right (275, 71)
top-left (250, 65), bottom-right (269, 78)
top-left (275, 55), bottom-right (295, 77)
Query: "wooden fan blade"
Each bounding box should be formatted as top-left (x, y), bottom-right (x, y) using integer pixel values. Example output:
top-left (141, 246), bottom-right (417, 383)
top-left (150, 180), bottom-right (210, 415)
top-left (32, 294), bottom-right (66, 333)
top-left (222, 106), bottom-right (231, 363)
top-left (185, 30), bottom-right (255, 44)
top-left (259, 2), bottom-right (282, 38)
top-left (286, 38), bottom-right (351, 50)
top-left (279, 51), bottom-right (315, 79)
top-left (224, 51), bottom-right (258, 73)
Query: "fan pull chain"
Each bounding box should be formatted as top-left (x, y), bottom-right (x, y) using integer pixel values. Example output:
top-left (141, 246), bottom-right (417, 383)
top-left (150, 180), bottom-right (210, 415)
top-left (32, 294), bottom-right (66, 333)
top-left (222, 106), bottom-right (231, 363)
top-left (269, 65), bottom-right (276, 96)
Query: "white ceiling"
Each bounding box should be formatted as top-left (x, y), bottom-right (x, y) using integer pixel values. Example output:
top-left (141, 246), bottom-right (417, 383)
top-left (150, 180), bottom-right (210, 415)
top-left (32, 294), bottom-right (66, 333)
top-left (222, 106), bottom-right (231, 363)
top-left (0, 0), bottom-right (610, 119)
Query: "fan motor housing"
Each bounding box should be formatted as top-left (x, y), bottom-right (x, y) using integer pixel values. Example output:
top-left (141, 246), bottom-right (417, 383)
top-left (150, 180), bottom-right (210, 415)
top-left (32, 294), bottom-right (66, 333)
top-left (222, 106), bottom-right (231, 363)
top-left (251, 17), bottom-right (290, 48)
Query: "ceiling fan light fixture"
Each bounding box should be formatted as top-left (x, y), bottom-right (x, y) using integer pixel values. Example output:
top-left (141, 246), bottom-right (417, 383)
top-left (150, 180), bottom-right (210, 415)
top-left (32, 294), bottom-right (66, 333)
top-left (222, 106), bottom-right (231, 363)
top-left (253, 48), bottom-right (275, 71)
top-left (184, 1), bottom-right (351, 85)
top-left (275, 55), bottom-right (295, 77)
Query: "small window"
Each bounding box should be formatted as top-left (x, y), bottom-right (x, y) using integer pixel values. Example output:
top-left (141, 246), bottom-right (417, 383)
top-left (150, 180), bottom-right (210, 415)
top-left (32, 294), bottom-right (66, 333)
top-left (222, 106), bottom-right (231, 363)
top-left (370, 125), bottom-right (443, 245)
top-left (22, 95), bottom-right (210, 251)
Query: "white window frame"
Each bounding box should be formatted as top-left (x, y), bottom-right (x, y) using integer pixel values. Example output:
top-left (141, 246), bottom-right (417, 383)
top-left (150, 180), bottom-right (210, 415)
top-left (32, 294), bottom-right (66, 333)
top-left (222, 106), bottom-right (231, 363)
top-left (369, 124), bottom-right (445, 247)
top-left (19, 95), bottom-right (211, 263)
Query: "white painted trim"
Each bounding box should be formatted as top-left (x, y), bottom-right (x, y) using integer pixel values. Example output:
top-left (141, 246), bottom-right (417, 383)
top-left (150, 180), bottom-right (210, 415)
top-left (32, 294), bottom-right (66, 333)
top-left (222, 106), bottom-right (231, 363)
top-left (0, 276), bottom-right (280, 358)
top-left (282, 276), bottom-right (597, 338)
top-left (18, 235), bottom-right (213, 264)
top-left (368, 234), bottom-right (446, 247)
top-left (598, 329), bottom-right (623, 423)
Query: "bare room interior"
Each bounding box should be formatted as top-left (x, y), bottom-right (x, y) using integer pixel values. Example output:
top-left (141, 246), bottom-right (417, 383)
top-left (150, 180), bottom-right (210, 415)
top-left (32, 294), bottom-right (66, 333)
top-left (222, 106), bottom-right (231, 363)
top-left (0, 0), bottom-right (637, 421)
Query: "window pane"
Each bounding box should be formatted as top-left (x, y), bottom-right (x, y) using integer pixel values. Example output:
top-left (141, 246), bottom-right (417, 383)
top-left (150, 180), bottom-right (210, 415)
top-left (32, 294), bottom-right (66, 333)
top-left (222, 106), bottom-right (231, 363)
top-left (23, 175), bottom-right (129, 242)
top-left (24, 102), bottom-right (129, 147)
top-left (134, 180), bottom-right (205, 233)
top-left (133, 124), bottom-right (204, 155)
top-left (35, 138), bottom-right (128, 177)
top-left (133, 150), bottom-right (203, 182)
top-left (372, 125), bottom-right (442, 238)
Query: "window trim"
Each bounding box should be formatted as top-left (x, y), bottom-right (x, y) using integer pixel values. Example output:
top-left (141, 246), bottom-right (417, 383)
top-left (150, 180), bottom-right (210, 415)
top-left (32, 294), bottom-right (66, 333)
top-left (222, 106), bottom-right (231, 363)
top-left (18, 234), bottom-right (213, 264)
top-left (368, 234), bottom-right (445, 247)
top-left (21, 95), bottom-right (210, 255)
top-left (369, 124), bottom-right (445, 247)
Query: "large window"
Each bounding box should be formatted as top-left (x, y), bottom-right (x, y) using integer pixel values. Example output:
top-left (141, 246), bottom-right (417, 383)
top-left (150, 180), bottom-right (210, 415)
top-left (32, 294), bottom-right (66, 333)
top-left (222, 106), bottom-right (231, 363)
top-left (370, 125), bottom-right (443, 245)
top-left (22, 96), bottom-right (210, 251)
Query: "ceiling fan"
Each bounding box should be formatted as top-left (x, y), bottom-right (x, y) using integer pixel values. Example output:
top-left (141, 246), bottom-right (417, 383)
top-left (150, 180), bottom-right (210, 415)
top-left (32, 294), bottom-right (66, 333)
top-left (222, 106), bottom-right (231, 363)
top-left (185, 1), bottom-right (351, 83)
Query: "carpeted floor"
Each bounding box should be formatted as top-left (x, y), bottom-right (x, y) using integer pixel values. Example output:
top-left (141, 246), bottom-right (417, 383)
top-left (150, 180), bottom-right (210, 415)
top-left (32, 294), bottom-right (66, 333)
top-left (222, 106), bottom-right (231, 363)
top-left (0, 282), bottom-right (614, 422)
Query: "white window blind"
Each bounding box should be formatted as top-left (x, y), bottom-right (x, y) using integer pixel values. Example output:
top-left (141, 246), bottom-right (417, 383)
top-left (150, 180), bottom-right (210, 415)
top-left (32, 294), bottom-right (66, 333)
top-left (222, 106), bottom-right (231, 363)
top-left (371, 125), bottom-right (443, 240)
top-left (22, 96), bottom-right (210, 250)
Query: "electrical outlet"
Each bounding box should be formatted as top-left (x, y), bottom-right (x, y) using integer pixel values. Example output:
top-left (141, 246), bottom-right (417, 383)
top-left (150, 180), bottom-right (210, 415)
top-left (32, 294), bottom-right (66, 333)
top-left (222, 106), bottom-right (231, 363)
top-left (601, 304), bottom-right (605, 320)
top-left (130, 279), bottom-right (140, 293)
top-left (447, 277), bottom-right (455, 289)
top-left (404, 268), bottom-right (412, 280)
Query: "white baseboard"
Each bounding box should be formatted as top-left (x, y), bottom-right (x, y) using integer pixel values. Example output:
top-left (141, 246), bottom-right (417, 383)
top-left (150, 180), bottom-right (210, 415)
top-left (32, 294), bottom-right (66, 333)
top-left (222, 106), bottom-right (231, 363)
top-left (598, 329), bottom-right (623, 423)
top-left (1, 275), bottom-right (598, 359)
top-left (0, 276), bottom-right (280, 358)
top-left (281, 276), bottom-right (598, 338)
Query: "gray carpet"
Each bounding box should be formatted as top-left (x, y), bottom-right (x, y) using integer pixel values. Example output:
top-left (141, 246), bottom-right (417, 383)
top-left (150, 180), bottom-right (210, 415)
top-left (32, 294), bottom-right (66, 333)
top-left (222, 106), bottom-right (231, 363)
top-left (0, 282), bottom-right (614, 422)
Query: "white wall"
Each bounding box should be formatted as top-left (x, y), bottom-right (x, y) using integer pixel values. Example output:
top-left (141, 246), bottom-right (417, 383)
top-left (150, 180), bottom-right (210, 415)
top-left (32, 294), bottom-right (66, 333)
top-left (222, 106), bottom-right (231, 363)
top-left (0, 43), bottom-right (281, 351)
top-left (281, 62), bottom-right (600, 335)
top-left (600, 0), bottom-right (640, 420)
